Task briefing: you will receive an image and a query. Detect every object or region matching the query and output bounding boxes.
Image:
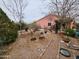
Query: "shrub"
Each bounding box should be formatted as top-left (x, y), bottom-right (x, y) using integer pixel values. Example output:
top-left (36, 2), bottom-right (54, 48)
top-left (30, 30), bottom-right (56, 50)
top-left (0, 8), bottom-right (18, 46)
top-left (16, 20), bottom-right (28, 30)
top-left (0, 23), bottom-right (18, 46)
top-left (65, 29), bottom-right (75, 37)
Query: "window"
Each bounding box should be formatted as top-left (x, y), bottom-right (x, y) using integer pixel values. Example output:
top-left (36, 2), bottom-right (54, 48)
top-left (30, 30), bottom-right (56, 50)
top-left (48, 23), bottom-right (51, 26)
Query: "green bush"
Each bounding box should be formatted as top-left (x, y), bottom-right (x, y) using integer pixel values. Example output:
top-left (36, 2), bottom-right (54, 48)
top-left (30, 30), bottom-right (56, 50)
top-left (65, 29), bottom-right (75, 37)
top-left (0, 24), bottom-right (18, 46)
top-left (15, 20), bottom-right (28, 30)
top-left (0, 8), bottom-right (18, 46)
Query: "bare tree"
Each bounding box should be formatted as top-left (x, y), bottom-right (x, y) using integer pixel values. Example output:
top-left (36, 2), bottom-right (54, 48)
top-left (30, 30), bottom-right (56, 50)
top-left (40, 0), bottom-right (79, 30)
top-left (47, 0), bottom-right (79, 29)
top-left (2, 0), bottom-right (28, 30)
top-left (2, 0), bottom-right (28, 21)
top-left (49, 0), bottom-right (79, 20)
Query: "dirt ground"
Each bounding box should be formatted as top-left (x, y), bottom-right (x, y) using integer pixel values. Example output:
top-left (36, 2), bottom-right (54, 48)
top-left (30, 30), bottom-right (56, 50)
top-left (6, 31), bottom-right (60, 59)
top-left (3, 30), bottom-right (79, 59)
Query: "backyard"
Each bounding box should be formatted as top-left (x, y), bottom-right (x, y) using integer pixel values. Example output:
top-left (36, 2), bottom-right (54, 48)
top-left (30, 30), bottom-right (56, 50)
top-left (0, 0), bottom-right (79, 59)
top-left (0, 30), bottom-right (79, 59)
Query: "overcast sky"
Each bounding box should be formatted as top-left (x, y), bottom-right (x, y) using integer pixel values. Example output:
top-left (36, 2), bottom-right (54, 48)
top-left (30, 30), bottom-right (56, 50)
top-left (0, 0), bottom-right (51, 23)
top-left (0, 0), bottom-right (79, 23)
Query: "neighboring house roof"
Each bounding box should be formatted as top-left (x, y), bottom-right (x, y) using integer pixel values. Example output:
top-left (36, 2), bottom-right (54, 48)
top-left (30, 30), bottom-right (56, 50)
top-left (35, 14), bottom-right (58, 23)
top-left (34, 14), bottom-right (58, 28)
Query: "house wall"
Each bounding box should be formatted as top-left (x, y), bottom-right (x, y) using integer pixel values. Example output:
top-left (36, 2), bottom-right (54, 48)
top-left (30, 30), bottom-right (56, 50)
top-left (70, 21), bottom-right (76, 29)
top-left (36, 15), bottom-right (58, 28)
top-left (67, 20), bottom-right (76, 29)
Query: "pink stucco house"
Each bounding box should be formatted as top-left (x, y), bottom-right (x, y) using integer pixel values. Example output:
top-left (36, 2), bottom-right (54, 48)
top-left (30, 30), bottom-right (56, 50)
top-left (35, 14), bottom-right (58, 28)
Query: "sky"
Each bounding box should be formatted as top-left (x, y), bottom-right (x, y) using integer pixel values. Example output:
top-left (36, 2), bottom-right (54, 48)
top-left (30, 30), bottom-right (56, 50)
top-left (0, 0), bottom-right (79, 23)
top-left (0, 0), bottom-right (51, 23)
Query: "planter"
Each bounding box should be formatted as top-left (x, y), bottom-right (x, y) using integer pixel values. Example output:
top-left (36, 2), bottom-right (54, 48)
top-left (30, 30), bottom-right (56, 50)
top-left (63, 39), bottom-right (70, 43)
top-left (62, 36), bottom-right (71, 43)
